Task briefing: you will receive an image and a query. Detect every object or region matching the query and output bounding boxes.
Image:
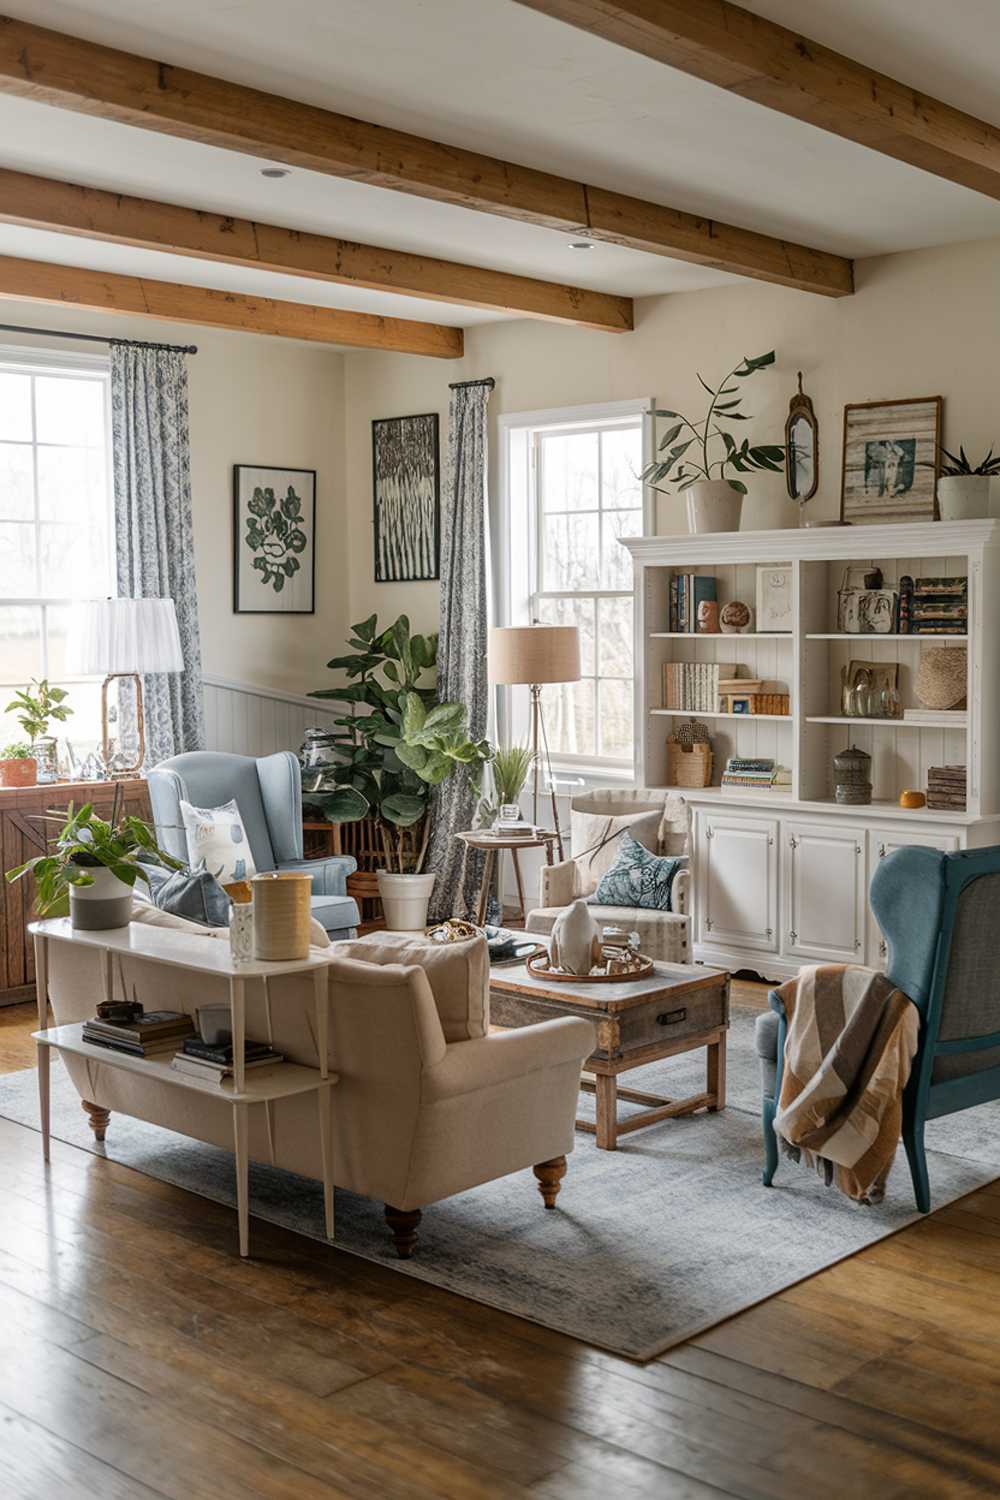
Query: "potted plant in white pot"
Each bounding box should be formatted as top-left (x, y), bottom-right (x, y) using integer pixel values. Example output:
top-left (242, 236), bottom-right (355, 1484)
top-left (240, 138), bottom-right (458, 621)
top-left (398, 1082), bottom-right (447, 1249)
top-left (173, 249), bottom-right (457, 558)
top-left (309, 614), bottom-right (493, 930)
top-left (7, 801), bottom-right (184, 929)
top-left (642, 350), bottom-right (786, 533)
top-left (930, 444), bottom-right (1000, 520)
top-left (0, 741), bottom-right (37, 788)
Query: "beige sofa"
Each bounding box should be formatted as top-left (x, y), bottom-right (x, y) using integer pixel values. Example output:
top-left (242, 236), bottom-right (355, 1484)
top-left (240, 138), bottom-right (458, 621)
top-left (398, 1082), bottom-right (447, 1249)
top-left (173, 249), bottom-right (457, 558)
top-left (46, 911), bottom-right (595, 1257)
top-left (526, 788), bottom-right (691, 962)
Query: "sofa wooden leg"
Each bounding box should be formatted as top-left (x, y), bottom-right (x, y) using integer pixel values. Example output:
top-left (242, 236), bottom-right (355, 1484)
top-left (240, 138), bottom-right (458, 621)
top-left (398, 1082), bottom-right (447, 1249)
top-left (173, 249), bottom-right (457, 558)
top-left (82, 1100), bottom-right (111, 1143)
top-left (533, 1155), bottom-right (567, 1209)
top-left (385, 1205), bottom-right (421, 1258)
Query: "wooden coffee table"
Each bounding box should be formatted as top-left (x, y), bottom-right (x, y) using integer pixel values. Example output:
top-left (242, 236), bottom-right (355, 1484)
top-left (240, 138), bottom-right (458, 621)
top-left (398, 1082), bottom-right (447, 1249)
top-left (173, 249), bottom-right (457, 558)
top-left (490, 954), bottom-right (729, 1150)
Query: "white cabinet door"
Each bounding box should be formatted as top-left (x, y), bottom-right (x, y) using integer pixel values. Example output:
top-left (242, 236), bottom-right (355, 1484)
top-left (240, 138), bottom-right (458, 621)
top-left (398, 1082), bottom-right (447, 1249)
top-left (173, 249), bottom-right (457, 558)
top-left (783, 822), bottom-right (866, 964)
top-left (698, 814), bottom-right (779, 953)
top-left (867, 827), bottom-right (960, 968)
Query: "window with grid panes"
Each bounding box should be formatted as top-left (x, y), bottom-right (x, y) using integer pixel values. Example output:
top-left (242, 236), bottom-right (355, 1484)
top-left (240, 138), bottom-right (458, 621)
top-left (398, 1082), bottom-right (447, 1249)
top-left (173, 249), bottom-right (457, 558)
top-left (532, 420), bottom-right (642, 766)
top-left (0, 356), bottom-right (114, 760)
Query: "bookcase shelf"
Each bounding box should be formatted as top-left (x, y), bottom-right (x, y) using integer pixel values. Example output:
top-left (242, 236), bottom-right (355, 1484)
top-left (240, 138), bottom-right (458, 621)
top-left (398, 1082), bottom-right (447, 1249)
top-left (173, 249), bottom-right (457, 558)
top-left (649, 631), bottom-right (791, 640)
top-left (806, 633), bottom-right (968, 642)
top-left (651, 708), bottom-right (791, 721)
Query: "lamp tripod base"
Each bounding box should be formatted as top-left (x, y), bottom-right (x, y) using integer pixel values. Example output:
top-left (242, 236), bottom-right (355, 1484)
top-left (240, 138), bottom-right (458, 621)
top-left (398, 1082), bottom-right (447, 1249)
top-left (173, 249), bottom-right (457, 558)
top-left (530, 684), bottom-right (565, 861)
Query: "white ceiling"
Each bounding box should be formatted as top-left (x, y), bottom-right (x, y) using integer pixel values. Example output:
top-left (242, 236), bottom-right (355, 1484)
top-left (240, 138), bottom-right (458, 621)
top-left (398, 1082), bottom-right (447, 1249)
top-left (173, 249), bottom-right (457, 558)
top-left (3, 0), bottom-right (1000, 330)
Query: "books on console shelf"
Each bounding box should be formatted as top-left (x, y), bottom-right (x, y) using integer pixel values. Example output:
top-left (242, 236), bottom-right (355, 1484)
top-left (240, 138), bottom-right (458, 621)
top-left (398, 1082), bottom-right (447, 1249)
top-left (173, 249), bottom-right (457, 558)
top-left (491, 820), bottom-right (537, 838)
top-left (927, 764), bottom-right (967, 811)
top-left (171, 1052), bottom-right (284, 1083)
top-left (81, 1010), bottom-right (195, 1058)
top-left (902, 709), bottom-right (967, 723)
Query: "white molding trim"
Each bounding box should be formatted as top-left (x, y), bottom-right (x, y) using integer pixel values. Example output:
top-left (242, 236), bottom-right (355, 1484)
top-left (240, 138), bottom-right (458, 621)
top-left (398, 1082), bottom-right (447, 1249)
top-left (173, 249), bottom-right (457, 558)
top-left (0, 343), bottom-right (109, 374)
top-left (623, 517), bottom-right (1000, 565)
top-left (201, 673), bottom-right (336, 713)
top-left (496, 396), bottom-right (655, 434)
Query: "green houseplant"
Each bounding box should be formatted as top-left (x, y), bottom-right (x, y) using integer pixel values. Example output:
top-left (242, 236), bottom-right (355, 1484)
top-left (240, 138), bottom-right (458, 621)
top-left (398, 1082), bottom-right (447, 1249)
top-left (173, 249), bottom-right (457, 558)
top-left (7, 801), bottom-right (184, 929)
top-left (309, 614), bottom-right (492, 928)
top-left (478, 743), bottom-right (535, 826)
top-left (641, 350), bottom-right (786, 534)
top-left (0, 741), bottom-right (36, 789)
top-left (5, 678), bottom-right (73, 784)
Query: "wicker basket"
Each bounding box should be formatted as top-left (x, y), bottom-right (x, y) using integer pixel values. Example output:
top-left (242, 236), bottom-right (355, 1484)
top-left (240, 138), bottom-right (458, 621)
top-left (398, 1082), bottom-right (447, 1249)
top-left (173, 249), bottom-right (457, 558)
top-left (667, 736), bottom-right (713, 788)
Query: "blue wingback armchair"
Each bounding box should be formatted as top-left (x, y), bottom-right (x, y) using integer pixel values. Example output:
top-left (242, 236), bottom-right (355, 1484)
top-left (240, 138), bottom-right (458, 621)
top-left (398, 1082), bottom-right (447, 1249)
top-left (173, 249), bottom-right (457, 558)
top-left (147, 750), bottom-right (360, 938)
top-left (756, 844), bottom-right (1000, 1212)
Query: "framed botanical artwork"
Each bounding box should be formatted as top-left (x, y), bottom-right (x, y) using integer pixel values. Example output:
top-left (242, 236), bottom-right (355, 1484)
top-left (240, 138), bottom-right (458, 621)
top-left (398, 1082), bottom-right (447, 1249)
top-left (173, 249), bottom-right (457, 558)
top-left (372, 412), bottom-right (440, 582)
top-left (840, 396), bottom-right (942, 525)
top-left (755, 565), bottom-right (793, 632)
top-left (233, 464), bottom-right (316, 614)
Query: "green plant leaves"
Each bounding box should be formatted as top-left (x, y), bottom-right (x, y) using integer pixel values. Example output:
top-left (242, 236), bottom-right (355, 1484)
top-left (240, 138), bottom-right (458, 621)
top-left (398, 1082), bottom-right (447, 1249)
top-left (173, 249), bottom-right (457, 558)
top-left (381, 793), bottom-right (426, 826)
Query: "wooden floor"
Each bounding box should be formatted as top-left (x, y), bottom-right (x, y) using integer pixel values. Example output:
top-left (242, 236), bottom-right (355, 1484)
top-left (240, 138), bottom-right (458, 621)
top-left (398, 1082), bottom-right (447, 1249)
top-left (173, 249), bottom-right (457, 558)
top-left (1, 990), bottom-right (1000, 1499)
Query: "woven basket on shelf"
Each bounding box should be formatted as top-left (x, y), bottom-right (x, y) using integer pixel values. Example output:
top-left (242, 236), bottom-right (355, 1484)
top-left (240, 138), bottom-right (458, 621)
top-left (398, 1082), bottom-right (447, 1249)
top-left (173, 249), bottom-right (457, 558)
top-left (667, 736), bottom-right (714, 788)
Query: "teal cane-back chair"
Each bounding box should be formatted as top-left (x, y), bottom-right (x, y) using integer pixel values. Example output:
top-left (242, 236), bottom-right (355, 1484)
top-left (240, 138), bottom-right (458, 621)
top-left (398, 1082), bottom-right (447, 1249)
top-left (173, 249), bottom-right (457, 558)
top-left (756, 844), bottom-right (1000, 1212)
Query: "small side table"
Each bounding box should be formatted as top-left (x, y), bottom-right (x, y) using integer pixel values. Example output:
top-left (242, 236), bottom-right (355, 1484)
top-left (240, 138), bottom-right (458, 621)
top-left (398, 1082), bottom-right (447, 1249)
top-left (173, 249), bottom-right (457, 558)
top-left (455, 830), bottom-right (560, 925)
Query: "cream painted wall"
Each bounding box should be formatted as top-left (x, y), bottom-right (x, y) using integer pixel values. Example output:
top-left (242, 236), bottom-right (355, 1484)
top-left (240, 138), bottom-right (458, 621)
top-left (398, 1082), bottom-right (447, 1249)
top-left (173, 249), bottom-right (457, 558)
top-left (0, 299), bottom-right (347, 697)
top-left (343, 235), bottom-right (1000, 637)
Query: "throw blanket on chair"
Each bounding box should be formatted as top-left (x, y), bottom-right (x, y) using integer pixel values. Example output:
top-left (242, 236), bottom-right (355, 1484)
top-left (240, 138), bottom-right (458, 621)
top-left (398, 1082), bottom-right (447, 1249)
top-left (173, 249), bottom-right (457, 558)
top-left (775, 964), bottom-right (920, 1204)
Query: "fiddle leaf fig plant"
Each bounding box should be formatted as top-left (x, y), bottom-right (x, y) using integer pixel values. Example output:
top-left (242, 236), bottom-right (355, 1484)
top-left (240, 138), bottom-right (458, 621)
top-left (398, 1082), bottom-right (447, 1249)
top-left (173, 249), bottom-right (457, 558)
top-left (641, 350), bottom-right (786, 497)
top-left (308, 613), bottom-right (493, 872)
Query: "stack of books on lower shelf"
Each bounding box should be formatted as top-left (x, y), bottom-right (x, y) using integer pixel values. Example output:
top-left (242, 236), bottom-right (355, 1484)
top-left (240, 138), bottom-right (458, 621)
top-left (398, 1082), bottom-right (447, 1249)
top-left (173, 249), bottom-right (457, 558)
top-left (82, 1010), bottom-right (195, 1058)
top-left (926, 765), bottom-right (967, 811)
top-left (170, 1037), bottom-right (285, 1085)
top-left (721, 757), bottom-right (777, 789)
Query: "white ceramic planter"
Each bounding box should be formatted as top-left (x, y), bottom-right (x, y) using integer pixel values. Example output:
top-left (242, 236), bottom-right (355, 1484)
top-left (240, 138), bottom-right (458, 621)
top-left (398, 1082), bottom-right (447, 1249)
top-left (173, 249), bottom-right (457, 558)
top-left (377, 871), bottom-right (437, 931)
top-left (69, 864), bottom-right (133, 930)
top-left (937, 474), bottom-right (992, 521)
top-left (685, 480), bottom-right (743, 534)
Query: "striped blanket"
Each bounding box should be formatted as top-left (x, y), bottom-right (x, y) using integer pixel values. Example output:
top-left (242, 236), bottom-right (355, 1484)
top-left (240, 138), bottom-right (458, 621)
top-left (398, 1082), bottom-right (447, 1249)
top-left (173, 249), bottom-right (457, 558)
top-left (774, 964), bottom-right (920, 1204)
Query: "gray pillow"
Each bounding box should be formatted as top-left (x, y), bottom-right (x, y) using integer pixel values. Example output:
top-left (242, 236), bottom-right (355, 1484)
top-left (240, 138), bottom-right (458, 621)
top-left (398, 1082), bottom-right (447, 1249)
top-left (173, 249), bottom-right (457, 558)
top-left (591, 835), bottom-right (683, 912)
top-left (152, 864), bottom-right (231, 927)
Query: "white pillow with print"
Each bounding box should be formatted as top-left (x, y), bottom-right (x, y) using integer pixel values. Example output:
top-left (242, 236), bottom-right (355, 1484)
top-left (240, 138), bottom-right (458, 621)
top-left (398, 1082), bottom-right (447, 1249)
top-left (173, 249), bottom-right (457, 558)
top-left (179, 797), bottom-right (256, 884)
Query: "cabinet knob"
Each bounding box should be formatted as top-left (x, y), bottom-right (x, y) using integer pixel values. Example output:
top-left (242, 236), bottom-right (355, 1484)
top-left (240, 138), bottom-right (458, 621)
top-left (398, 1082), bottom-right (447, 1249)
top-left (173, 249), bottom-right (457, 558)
top-left (855, 939), bottom-right (862, 950)
top-left (705, 917), bottom-right (713, 932)
top-left (879, 843), bottom-right (887, 858)
top-left (766, 927), bottom-right (773, 941)
top-left (787, 929), bottom-right (795, 944)
top-left (788, 836), bottom-right (798, 850)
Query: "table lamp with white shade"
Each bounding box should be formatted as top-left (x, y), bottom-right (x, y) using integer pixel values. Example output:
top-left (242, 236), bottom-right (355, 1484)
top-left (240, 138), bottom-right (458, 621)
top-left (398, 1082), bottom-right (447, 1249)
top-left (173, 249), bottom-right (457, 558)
top-left (70, 598), bottom-right (184, 774)
top-left (488, 623), bottom-right (581, 857)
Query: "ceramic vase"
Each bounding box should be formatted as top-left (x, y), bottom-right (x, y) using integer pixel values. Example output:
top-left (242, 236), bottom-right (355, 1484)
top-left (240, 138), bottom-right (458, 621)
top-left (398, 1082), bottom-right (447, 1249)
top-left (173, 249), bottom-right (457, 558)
top-left (937, 474), bottom-right (993, 521)
top-left (550, 898), bottom-right (601, 976)
top-left (685, 480), bottom-right (743, 534)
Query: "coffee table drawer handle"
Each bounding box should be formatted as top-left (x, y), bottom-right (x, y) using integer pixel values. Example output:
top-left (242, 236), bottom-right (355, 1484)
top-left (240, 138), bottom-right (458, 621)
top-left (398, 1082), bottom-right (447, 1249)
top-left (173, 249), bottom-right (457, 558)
top-left (657, 1008), bottom-right (687, 1026)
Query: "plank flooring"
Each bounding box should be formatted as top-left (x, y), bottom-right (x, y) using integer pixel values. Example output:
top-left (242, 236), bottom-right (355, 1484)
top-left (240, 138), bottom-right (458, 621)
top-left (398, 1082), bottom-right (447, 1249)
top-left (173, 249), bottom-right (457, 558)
top-left (1, 989), bottom-right (998, 1498)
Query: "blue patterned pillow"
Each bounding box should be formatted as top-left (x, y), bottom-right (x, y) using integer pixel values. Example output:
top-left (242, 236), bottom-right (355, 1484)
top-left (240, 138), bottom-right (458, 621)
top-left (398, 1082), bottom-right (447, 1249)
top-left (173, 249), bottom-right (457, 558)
top-left (590, 835), bottom-right (683, 911)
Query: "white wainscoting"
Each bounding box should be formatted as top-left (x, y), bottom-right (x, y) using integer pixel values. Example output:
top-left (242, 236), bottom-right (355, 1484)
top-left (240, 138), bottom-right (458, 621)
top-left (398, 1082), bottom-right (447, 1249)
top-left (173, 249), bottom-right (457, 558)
top-left (202, 675), bottom-right (341, 757)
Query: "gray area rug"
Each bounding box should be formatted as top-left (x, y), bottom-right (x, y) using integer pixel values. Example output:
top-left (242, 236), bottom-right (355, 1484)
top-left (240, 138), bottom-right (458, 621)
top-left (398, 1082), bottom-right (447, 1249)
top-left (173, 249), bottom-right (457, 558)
top-left (2, 1006), bottom-right (998, 1361)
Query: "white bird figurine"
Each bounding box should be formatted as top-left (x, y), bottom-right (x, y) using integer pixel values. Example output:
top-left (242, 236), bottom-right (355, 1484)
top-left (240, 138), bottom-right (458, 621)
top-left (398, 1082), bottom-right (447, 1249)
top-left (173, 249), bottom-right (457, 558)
top-left (550, 899), bottom-right (602, 976)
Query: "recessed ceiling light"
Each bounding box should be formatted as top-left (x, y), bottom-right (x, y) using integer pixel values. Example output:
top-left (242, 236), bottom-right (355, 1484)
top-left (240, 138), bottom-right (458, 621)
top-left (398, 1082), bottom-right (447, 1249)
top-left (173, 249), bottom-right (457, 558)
top-left (261, 167), bottom-right (291, 179)
top-left (569, 240), bottom-right (595, 251)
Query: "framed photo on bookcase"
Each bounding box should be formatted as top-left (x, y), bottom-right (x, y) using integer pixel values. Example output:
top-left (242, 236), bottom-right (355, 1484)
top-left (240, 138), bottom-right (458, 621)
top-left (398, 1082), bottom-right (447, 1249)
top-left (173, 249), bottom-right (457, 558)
top-left (840, 396), bottom-right (942, 525)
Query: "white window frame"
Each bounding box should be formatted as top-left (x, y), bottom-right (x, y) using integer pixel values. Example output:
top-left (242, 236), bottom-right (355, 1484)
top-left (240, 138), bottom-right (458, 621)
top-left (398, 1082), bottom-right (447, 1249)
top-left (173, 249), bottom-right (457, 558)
top-left (0, 345), bottom-right (115, 697)
top-left (495, 397), bottom-right (654, 777)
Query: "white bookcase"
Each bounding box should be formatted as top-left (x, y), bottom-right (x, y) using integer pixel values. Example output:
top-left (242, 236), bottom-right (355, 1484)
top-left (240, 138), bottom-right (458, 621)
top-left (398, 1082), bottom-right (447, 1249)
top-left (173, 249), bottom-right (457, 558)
top-left (623, 520), bottom-right (1000, 979)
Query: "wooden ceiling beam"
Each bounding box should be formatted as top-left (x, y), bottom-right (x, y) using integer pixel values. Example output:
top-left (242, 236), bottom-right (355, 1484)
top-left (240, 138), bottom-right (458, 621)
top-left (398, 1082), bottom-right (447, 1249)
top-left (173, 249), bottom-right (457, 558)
top-left (0, 167), bottom-right (632, 332)
top-left (512, 0), bottom-right (1000, 201)
top-left (0, 15), bottom-right (852, 298)
top-left (0, 254), bottom-right (464, 357)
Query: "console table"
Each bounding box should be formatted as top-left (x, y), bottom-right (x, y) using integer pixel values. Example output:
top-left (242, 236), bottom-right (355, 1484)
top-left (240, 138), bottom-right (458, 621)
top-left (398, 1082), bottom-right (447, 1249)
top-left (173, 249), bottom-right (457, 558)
top-left (30, 918), bottom-right (338, 1258)
top-left (0, 777), bottom-right (150, 1005)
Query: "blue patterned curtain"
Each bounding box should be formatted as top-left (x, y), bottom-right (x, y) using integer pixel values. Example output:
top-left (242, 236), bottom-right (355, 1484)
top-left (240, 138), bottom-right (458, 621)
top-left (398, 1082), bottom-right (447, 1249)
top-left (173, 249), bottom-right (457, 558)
top-left (110, 343), bottom-right (205, 765)
top-left (425, 379), bottom-right (494, 920)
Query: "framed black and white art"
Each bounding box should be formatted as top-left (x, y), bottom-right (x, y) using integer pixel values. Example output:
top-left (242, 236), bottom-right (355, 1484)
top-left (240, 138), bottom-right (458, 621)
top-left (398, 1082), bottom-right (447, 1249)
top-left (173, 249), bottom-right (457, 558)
top-left (840, 397), bottom-right (942, 525)
top-left (371, 412), bottom-right (440, 582)
top-left (233, 464), bottom-right (316, 614)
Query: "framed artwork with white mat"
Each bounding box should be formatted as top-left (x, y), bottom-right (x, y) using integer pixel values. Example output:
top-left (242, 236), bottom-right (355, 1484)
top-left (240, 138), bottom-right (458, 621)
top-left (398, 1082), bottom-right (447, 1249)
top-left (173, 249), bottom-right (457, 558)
top-left (233, 463), bottom-right (316, 614)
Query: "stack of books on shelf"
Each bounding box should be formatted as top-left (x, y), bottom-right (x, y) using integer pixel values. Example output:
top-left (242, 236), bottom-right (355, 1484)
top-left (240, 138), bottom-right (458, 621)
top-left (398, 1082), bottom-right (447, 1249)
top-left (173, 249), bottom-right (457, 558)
top-left (491, 817), bottom-right (537, 839)
top-left (171, 1037), bottom-right (285, 1085)
top-left (902, 708), bottom-right (967, 725)
top-left (82, 1010), bottom-right (195, 1058)
top-left (669, 574), bottom-right (716, 633)
top-left (721, 756), bottom-right (777, 789)
top-left (899, 576), bottom-right (968, 635)
top-left (717, 678), bottom-right (791, 715)
top-left (663, 661), bottom-right (736, 712)
top-left (926, 765), bottom-right (967, 811)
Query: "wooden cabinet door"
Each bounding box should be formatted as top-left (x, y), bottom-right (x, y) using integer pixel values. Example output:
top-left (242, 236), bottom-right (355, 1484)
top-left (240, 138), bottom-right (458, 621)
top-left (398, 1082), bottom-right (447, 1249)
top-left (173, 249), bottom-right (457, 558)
top-left (783, 821), bottom-right (866, 964)
top-left (867, 827), bottom-right (960, 969)
top-left (698, 813), bottom-right (779, 954)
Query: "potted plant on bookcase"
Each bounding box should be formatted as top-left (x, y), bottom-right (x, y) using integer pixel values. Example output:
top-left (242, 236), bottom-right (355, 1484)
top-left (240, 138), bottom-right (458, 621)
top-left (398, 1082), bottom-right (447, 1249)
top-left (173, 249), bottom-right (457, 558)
top-left (930, 444), bottom-right (1000, 520)
top-left (309, 614), bottom-right (493, 929)
top-left (0, 742), bottom-right (37, 788)
top-left (642, 351), bottom-right (786, 534)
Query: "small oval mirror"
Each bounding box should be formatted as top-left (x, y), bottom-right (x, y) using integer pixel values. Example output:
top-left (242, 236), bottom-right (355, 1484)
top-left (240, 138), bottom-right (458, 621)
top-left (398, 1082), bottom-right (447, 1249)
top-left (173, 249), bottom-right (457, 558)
top-left (786, 373), bottom-right (818, 503)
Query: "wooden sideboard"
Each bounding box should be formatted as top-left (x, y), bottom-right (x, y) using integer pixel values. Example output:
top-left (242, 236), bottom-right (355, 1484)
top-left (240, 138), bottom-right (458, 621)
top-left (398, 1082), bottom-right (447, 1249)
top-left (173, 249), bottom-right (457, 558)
top-left (0, 778), bottom-right (150, 1005)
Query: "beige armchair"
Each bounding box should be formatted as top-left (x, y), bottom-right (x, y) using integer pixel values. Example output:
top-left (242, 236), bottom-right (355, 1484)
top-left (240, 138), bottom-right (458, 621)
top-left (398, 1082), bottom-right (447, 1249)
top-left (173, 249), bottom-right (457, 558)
top-left (46, 916), bottom-right (595, 1259)
top-left (526, 788), bottom-right (691, 962)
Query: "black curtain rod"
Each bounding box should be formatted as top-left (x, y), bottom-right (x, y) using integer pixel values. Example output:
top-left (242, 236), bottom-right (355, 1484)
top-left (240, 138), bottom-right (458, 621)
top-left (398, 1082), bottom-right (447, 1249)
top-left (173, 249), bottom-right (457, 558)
top-left (448, 376), bottom-right (495, 390)
top-left (0, 323), bottom-right (198, 354)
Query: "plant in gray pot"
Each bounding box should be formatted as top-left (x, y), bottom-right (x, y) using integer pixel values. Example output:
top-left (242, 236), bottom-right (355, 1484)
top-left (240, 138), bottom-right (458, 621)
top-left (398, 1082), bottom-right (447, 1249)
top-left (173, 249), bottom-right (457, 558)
top-left (642, 351), bottom-right (786, 534)
top-left (6, 802), bottom-right (184, 930)
top-left (929, 444), bottom-right (1000, 520)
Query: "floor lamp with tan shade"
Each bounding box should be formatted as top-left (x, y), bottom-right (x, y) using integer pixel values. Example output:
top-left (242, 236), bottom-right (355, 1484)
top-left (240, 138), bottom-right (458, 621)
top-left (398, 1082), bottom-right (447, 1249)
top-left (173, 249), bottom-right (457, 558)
top-left (488, 624), bottom-right (581, 860)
